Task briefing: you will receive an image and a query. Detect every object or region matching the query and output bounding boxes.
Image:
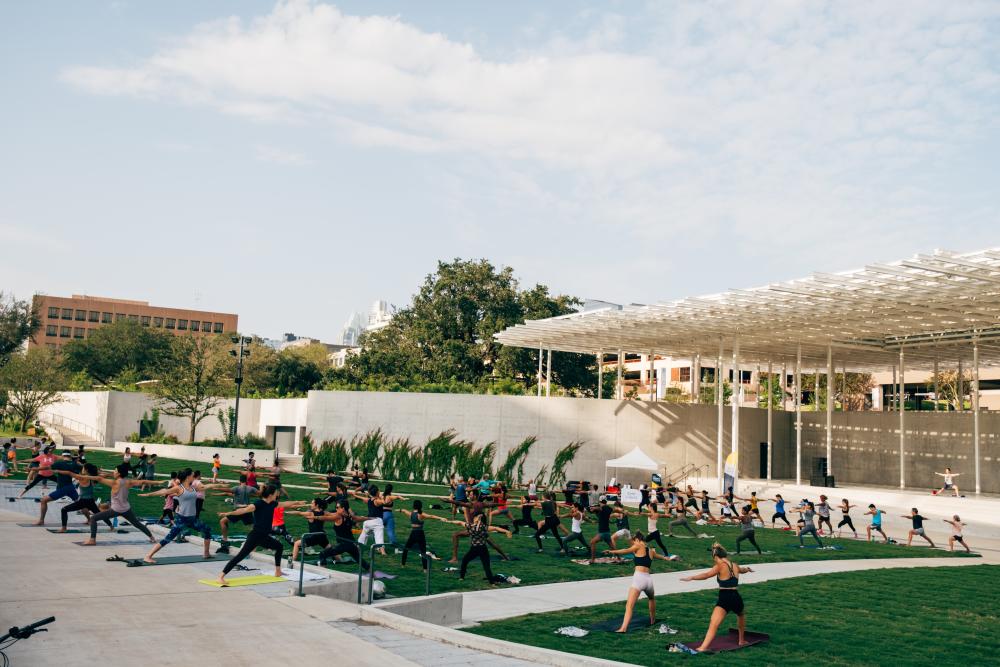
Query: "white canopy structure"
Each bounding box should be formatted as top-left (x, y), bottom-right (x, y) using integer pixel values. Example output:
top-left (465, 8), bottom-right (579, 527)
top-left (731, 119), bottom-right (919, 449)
top-left (497, 247), bottom-right (1000, 495)
top-left (605, 446), bottom-right (660, 471)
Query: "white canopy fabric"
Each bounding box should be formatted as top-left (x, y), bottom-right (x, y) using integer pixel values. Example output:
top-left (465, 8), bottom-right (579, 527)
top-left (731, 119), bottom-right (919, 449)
top-left (605, 446), bottom-right (659, 471)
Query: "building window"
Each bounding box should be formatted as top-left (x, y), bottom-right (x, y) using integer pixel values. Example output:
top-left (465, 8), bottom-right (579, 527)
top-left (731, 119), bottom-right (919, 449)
top-left (59, 326), bottom-right (71, 338)
top-left (73, 327), bottom-right (85, 339)
top-left (141, 315), bottom-right (151, 327)
top-left (165, 318), bottom-right (176, 329)
top-left (75, 309), bottom-right (86, 321)
top-left (202, 321), bottom-right (212, 332)
top-left (61, 308), bottom-right (73, 320)
top-left (190, 320), bottom-right (200, 332)
top-left (46, 325), bottom-right (57, 337)
top-left (116, 313), bottom-right (126, 322)
top-left (47, 306), bottom-right (59, 318)
top-left (679, 367), bottom-right (691, 383)
top-left (102, 312), bottom-right (112, 323)
top-left (177, 319), bottom-right (188, 331)
top-left (127, 314), bottom-right (138, 323)
top-left (153, 317), bottom-right (163, 328)
top-left (88, 311), bottom-right (99, 322)
top-left (213, 322), bottom-right (223, 333)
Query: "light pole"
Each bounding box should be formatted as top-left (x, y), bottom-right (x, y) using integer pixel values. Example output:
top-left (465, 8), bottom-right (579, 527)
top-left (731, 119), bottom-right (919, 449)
top-left (229, 336), bottom-right (252, 444)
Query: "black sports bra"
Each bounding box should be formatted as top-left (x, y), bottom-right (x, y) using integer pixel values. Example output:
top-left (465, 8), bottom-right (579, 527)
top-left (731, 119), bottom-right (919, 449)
top-left (633, 548), bottom-right (652, 567)
top-left (717, 561), bottom-right (739, 588)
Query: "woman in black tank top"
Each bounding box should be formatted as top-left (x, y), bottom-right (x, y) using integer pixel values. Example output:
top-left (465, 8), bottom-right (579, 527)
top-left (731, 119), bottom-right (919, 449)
top-left (680, 543), bottom-right (754, 652)
top-left (532, 493), bottom-right (567, 554)
top-left (397, 499), bottom-right (447, 570)
top-left (288, 497), bottom-right (333, 566)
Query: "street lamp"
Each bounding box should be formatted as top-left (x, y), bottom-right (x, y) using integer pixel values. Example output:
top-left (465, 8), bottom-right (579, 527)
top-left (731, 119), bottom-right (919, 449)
top-left (229, 336), bottom-right (252, 444)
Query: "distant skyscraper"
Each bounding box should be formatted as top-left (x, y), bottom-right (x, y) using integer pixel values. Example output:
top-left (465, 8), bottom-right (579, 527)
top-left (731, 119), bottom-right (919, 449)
top-left (340, 311), bottom-right (364, 346)
top-left (366, 300), bottom-right (394, 332)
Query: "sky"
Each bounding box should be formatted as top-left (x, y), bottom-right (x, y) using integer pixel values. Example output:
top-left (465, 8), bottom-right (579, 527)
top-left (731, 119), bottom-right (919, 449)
top-left (2, 1), bottom-right (1000, 340)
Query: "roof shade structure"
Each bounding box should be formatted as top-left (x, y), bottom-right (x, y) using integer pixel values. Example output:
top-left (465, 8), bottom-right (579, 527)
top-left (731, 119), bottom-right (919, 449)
top-left (495, 248), bottom-right (1000, 372)
top-left (606, 446), bottom-right (660, 471)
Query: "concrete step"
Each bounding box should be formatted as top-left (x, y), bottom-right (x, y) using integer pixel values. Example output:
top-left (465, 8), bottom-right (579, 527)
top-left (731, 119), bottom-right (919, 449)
top-left (278, 454), bottom-right (303, 473)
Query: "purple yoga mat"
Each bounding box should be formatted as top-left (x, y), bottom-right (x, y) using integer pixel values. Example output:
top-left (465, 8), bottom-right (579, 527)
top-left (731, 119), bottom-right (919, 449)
top-left (683, 629), bottom-right (769, 652)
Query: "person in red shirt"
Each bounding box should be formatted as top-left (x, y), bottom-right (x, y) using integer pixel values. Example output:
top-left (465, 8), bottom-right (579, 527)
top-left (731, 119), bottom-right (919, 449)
top-left (270, 504), bottom-right (294, 546)
top-left (246, 469), bottom-right (258, 488)
top-left (18, 446), bottom-right (56, 498)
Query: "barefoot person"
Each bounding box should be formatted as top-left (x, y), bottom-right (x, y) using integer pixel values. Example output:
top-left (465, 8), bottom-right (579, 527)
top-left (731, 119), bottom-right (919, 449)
top-left (837, 499), bottom-right (859, 539)
top-left (792, 502), bottom-right (824, 548)
top-left (216, 485), bottom-right (305, 586)
top-left (934, 468), bottom-right (961, 497)
top-left (449, 512), bottom-right (511, 585)
top-left (944, 515), bottom-right (970, 553)
top-left (397, 499), bottom-right (449, 570)
top-left (212, 473), bottom-right (259, 554)
top-left (816, 495), bottom-right (834, 535)
top-left (80, 464), bottom-right (157, 545)
top-left (34, 451), bottom-right (82, 525)
top-left (138, 469), bottom-right (226, 564)
top-left (769, 494), bottom-right (791, 529)
top-left (735, 507), bottom-right (762, 555)
top-left (865, 504), bottom-right (889, 543)
top-left (681, 543), bottom-right (754, 652)
top-left (59, 464), bottom-right (113, 532)
top-left (903, 508), bottom-right (935, 548)
top-left (604, 532), bottom-right (673, 633)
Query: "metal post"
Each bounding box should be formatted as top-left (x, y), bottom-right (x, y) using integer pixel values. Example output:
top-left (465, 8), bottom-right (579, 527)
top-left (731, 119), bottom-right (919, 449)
top-left (731, 340), bottom-right (740, 459)
top-left (230, 336), bottom-right (249, 444)
top-left (597, 350), bottom-right (602, 399)
top-left (617, 350), bottom-right (623, 400)
top-left (648, 351), bottom-right (655, 402)
top-left (766, 360), bottom-right (773, 481)
top-left (716, 342), bottom-right (724, 492)
top-left (781, 362), bottom-right (787, 411)
top-left (826, 345), bottom-right (833, 479)
top-left (933, 354), bottom-right (939, 411)
top-left (537, 344), bottom-right (543, 398)
top-left (973, 340), bottom-right (981, 494)
top-left (692, 354), bottom-right (701, 403)
top-left (795, 344), bottom-right (802, 486)
top-left (891, 365), bottom-right (896, 412)
top-left (899, 348), bottom-right (905, 489)
top-left (298, 531), bottom-right (325, 597)
top-left (546, 349), bottom-right (552, 397)
top-left (814, 369), bottom-right (820, 410)
top-left (957, 359), bottom-right (964, 411)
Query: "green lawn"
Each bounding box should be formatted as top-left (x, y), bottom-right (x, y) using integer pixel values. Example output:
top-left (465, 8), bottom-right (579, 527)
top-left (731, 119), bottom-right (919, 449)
top-left (466, 565), bottom-right (999, 666)
top-left (4, 448), bottom-right (967, 598)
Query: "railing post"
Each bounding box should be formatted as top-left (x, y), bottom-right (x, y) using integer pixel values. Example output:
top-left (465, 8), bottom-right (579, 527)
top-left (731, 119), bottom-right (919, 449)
top-left (297, 531), bottom-right (325, 597)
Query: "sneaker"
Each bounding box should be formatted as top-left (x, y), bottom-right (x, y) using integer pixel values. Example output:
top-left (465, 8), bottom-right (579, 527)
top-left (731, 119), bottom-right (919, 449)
top-left (394, 549), bottom-right (404, 555)
top-left (215, 546), bottom-right (230, 555)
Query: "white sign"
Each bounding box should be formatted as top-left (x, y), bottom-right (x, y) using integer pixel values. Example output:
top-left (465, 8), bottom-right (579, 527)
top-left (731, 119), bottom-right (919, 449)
top-left (621, 488), bottom-right (643, 507)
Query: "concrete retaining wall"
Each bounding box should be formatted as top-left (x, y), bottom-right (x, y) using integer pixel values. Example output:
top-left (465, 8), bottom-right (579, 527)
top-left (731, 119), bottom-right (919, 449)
top-left (112, 442), bottom-right (274, 468)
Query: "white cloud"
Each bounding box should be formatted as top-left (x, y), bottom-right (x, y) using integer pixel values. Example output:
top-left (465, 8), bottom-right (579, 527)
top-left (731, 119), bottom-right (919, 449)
top-left (60, 0), bottom-right (1000, 279)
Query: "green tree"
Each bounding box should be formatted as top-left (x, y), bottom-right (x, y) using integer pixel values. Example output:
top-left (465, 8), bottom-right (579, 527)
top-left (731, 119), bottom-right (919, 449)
top-left (151, 335), bottom-right (227, 443)
top-left (61, 319), bottom-right (173, 386)
top-left (0, 348), bottom-right (68, 431)
top-left (0, 293), bottom-right (40, 367)
top-left (273, 350), bottom-right (325, 396)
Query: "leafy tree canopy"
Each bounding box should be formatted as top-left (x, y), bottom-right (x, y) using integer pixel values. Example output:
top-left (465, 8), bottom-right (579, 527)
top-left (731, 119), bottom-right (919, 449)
top-left (0, 293), bottom-right (40, 367)
top-left (61, 319), bottom-right (174, 386)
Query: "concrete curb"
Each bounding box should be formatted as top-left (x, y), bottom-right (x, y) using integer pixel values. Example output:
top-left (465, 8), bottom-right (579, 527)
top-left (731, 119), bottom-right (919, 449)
top-left (359, 604), bottom-right (633, 667)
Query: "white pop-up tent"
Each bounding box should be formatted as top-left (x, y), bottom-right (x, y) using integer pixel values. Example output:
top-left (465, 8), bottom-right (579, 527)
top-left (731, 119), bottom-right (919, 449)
top-left (605, 446), bottom-right (659, 471)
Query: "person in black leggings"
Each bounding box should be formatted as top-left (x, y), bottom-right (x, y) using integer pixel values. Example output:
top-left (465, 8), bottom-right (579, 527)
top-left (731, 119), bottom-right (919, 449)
top-left (397, 499), bottom-right (449, 569)
top-left (643, 503), bottom-right (677, 558)
top-left (837, 499), bottom-right (858, 538)
top-left (60, 464), bottom-right (112, 532)
top-left (316, 500), bottom-right (370, 570)
top-left (216, 485), bottom-right (307, 585)
top-left (735, 507), bottom-right (762, 554)
top-left (532, 493), bottom-right (567, 554)
top-left (452, 512), bottom-right (510, 585)
top-left (512, 498), bottom-right (536, 534)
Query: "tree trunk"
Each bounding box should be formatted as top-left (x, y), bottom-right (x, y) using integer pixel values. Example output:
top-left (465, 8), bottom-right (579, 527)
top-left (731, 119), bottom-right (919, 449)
top-left (189, 417), bottom-right (197, 444)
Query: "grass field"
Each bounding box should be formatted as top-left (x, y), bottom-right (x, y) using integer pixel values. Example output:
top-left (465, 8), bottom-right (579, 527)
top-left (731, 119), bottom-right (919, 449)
top-left (3, 447), bottom-right (967, 598)
top-left (466, 565), bottom-right (1000, 666)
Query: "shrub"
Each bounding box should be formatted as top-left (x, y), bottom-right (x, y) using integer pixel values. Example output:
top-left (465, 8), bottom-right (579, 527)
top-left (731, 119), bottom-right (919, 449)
top-left (496, 436), bottom-right (537, 485)
top-left (424, 430), bottom-right (459, 483)
top-left (303, 435), bottom-right (352, 474)
top-left (350, 429), bottom-right (384, 473)
top-left (379, 437), bottom-right (414, 481)
top-left (547, 441), bottom-right (584, 489)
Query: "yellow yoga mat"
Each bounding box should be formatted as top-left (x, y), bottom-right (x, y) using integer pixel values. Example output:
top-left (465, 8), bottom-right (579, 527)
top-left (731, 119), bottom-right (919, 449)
top-left (199, 575), bottom-right (285, 588)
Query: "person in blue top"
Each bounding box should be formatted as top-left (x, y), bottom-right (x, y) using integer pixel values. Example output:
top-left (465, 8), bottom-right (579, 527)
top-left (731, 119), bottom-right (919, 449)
top-left (865, 504), bottom-right (889, 543)
top-left (769, 494), bottom-right (791, 528)
top-left (451, 477), bottom-right (468, 518)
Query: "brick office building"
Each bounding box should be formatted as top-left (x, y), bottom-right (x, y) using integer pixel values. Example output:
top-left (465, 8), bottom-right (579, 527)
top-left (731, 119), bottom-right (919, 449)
top-left (30, 294), bottom-right (238, 350)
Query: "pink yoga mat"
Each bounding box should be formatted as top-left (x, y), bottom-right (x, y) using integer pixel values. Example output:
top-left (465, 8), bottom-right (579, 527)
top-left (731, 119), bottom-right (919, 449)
top-left (683, 629), bottom-right (769, 652)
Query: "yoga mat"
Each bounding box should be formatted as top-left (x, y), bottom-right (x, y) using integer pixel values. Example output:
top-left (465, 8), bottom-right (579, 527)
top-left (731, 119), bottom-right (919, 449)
top-left (19, 522), bottom-right (86, 528)
top-left (787, 544), bottom-right (843, 550)
top-left (683, 629), bottom-right (769, 652)
top-left (572, 556), bottom-right (631, 565)
top-left (47, 528), bottom-right (127, 534)
top-left (589, 617), bottom-right (660, 632)
top-left (73, 539), bottom-right (151, 546)
top-left (122, 554), bottom-right (229, 566)
top-left (200, 575), bottom-right (285, 588)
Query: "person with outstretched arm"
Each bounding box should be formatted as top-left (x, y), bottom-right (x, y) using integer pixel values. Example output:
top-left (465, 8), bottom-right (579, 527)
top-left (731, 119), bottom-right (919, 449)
top-left (79, 464), bottom-right (158, 545)
top-left (216, 485), bottom-right (307, 586)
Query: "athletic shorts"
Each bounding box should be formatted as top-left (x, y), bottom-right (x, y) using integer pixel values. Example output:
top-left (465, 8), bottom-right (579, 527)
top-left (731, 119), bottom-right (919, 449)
top-left (870, 523), bottom-right (882, 531)
top-left (943, 483), bottom-right (954, 490)
top-left (631, 571), bottom-right (655, 596)
top-left (48, 486), bottom-right (79, 502)
top-left (494, 508), bottom-right (511, 517)
top-left (228, 512), bottom-right (253, 526)
top-left (612, 529), bottom-right (631, 541)
top-left (953, 535), bottom-right (965, 542)
top-left (303, 534), bottom-right (330, 548)
top-left (716, 589), bottom-right (744, 614)
top-left (913, 527), bottom-right (925, 536)
top-left (597, 531), bottom-right (612, 544)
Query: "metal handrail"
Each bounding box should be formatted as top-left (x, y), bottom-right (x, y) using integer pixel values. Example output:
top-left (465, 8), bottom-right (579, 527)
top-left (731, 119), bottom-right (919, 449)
top-left (37, 412), bottom-right (106, 446)
top-left (296, 531), bottom-right (327, 597)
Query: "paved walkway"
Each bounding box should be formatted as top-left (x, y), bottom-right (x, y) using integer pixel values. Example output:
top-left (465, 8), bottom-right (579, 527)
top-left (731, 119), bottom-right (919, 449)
top-left (460, 555), bottom-right (988, 624)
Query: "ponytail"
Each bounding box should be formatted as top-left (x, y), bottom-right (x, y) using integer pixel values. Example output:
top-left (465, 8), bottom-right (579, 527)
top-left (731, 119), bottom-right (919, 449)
top-left (711, 542), bottom-right (728, 559)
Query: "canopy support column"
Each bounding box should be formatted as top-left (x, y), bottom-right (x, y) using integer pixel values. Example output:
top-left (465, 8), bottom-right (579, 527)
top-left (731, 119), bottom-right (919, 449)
top-left (933, 354), bottom-right (939, 411)
top-left (597, 350), bottom-right (603, 399)
top-left (826, 345), bottom-right (834, 479)
top-left (899, 348), bottom-right (906, 489)
top-left (648, 351), bottom-right (655, 402)
top-left (693, 354), bottom-right (701, 404)
top-left (717, 342), bottom-right (724, 493)
top-left (766, 360), bottom-right (773, 481)
top-left (731, 341), bottom-right (740, 480)
top-left (781, 362), bottom-right (787, 411)
top-left (890, 365), bottom-right (896, 412)
top-left (616, 350), bottom-right (623, 400)
top-left (537, 344), bottom-right (543, 398)
top-left (795, 344), bottom-right (802, 486)
top-left (973, 340), bottom-right (981, 495)
top-left (546, 348), bottom-right (552, 397)
top-left (957, 359), bottom-right (963, 411)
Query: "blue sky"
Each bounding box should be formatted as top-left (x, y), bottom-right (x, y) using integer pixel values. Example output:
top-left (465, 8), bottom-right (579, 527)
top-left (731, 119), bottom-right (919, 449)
top-left (3, 1), bottom-right (999, 339)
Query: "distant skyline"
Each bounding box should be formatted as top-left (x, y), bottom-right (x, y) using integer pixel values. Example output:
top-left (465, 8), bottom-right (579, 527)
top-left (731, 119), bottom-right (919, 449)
top-left (3, 1), bottom-right (1000, 340)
